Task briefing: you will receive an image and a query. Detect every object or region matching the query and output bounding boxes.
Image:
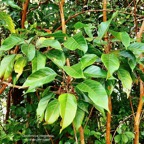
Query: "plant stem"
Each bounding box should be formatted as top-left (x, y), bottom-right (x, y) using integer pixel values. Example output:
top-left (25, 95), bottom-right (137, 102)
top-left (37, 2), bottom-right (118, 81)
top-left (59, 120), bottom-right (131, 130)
top-left (21, 0), bottom-right (30, 28)
top-left (79, 126), bottom-right (85, 144)
top-left (134, 20), bottom-right (144, 144)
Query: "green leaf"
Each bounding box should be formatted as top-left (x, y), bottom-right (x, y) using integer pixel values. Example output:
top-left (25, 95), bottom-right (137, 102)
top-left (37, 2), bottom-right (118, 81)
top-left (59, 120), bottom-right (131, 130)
top-left (58, 93), bottom-right (77, 133)
top-left (118, 68), bottom-right (132, 97)
top-left (122, 134), bottom-right (128, 143)
top-left (80, 54), bottom-right (98, 69)
top-left (78, 100), bottom-right (89, 113)
top-left (101, 53), bottom-right (120, 78)
top-left (63, 63), bottom-right (85, 79)
top-left (5, 0), bottom-right (21, 10)
top-left (76, 79), bottom-right (108, 111)
top-left (120, 50), bottom-right (136, 71)
top-left (32, 51), bottom-right (46, 73)
top-left (84, 24), bottom-right (94, 38)
top-left (45, 99), bottom-right (60, 124)
top-left (0, 54), bottom-right (15, 80)
top-left (0, 35), bottom-right (24, 51)
top-left (97, 11), bottom-right (118, 39)
top-left (36, 37), bottom-right (62, 50)
top-left (125, 132), bottom-right (134, 139)
top-left (0, 12), bottom-right (15, 33)
top-left (73, 108), bottom-right (85, 130)
top-left (23, 67), bottom-right (57, 92)
top-left (84, 65), bottom-right (107, 78)
top-left (64, 32), bottom-right (88, 53)
top-left (114, 135), bottom-right (121, 143)
top-left (128, 42), bottom-right (144, 57)
top-left (14, 56), bottom-right (27, 78)
top-left (46, 49), bottom-right (65, 68)
top-left (37, 92), bottom-right (54, 122)
top-left (74, 22), bottom-right (87, 29)
top-left (110, 30), bottom-right (130, 48)
top-left (21, 44), bottom-right (35, 61)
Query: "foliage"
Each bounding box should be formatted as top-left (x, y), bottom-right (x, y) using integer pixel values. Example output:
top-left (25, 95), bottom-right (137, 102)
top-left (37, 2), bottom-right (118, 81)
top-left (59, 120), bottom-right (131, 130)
top-left (0, 0), bottom-right (144, 143)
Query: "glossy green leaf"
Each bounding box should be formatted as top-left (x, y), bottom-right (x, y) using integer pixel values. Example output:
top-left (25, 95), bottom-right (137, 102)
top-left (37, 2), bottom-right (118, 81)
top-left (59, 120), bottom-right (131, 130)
top-left (73, 108), bottom-right (85, 130)
top-left (128, 42), bottom-right (144, 57)
top-left (118, 68), bottom-right (132, 97)
top-left (45, 99), bottom-right (60, 124)
top-left (80, 54), bottom-right (98, 69)
top-left (84, 24), bottom-right (94, 38)
top-left (23, 67), bottom-right (57, 92)
top-left (37, 92), bottom-right (54, 122)
top-left (122, 134), bottom-right (128, 143)
top-left (125, 132), bottom-right (134, 139)
top-left (110, 30), bottom-right (130, 48)
top-left (63, 63), bottom-right (85, 78)
top-left (78, 100), bottom-right (89, 113)
top-left (14, 56), bottom-right (27, 78)
top-left (114, 135), bottom-right (121, 143)
top-left (58, 93), bottom-right (77, 133)
top-left (21, 44), bottom-right (35, 61)
top-left (0, 54), bottom-right (15, 80)
top-left (5, 0), bottom-right (21, 10)
top-left (0, 35), bottom-right (24, 51)
top-left (32, 51), bottom-right (46, 73)
top-left (76, 79), bottom-right (108, 111)
top-left (36, 37), bottom-right (62, 50)
top-left (101, 53), bottom-right (120, 78)
top-left (64, 32), bottom-right (88, 53)
top-left (0, 12), bottom-right (15, 33)
top-left (46, 49), bottom-right (65, 68)
top-left (74, 22), bottom-right (87, 29)
top-left (120, 50), bottom-right (136, 71)
top-left (84, 65), bottom-right (107, 78)
top-left (97, 11), bottom-right (118, 39)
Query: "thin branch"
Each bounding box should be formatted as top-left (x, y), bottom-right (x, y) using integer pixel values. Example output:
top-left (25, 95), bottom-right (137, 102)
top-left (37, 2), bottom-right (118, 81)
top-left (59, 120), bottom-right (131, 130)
top-left (0, 79), bottom-right (28, 89)
top-left (21, 0), bottom-right (30, 28)
top-left (134, 20), bottom-right (144, 144)
top-left (79, 126), bottom-right (85, 144)
top-left (72, 123), bottom-right (78, 144)
top-left (55, 9), bottom-right (143, 31)
top-left (84, 107), bottom-right (94, 129)
top-left (129, 96), bottom-right (135, 119)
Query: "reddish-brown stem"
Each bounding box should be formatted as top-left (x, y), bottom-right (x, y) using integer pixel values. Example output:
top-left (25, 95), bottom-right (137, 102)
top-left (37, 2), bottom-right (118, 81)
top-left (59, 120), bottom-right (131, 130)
top-left (103, 0), bottom-right (112, 143)
top-left (79, 126), bottom-right (85, 144)
top-left (106, 97), bottom-right (112, 144)
top-left (134, 20), bottom-right (144, 144)
top-left (133, 0), bottom-right (138, 35)
top-left (21, 0), bottom-right (30, 28)
top-left (59, 0), bottom-right (66, 34)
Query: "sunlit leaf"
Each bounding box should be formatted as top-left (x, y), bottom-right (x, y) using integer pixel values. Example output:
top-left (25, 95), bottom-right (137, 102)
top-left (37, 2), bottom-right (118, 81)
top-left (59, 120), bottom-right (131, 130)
top-left (32, 51), bottom-right (46, 73)
top-left (73, 108), bottom-right (85, 130)
top-left (0, 35), bottom-right (24, 51)
top-left (118, 68), bottom-right (132, 97)
top-left (37, 92), bottom-right (54, 122)
top-left (63, 63), bottom-right (85, 78)
top-left (76, 79), bottom-right (109, 111)
top-left (23, 67), bottom-right (57, 92)
top-left (21, 44), bottom-right (35, 61)
top-left (0, 54), bottom-right (15, 80)
top-left (45, 99), bottom-right (60, 124)
top-left (101, 53), bottom-right (120, 78)
top-left (84, 65), bottom-right (107, 78)
top-left (0, 12), bottom-right (15, 33)
top-left (64, 32), bottom-right (88, 53)
top-left (58, 93), bottom-right (77, 133)
top-left (46, 49), bottom-right (65, 68)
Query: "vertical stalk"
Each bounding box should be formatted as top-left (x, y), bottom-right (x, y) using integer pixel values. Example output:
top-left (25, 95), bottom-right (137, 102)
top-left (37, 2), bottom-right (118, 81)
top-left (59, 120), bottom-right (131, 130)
top-left (134, 20), bottom-right (144, 144)
top-left (103, 0), bottom-right (112, 143)
top-left (21, 0), bottom-right (30, 28)
top-left (79, 126), bottom-right (85, 144)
